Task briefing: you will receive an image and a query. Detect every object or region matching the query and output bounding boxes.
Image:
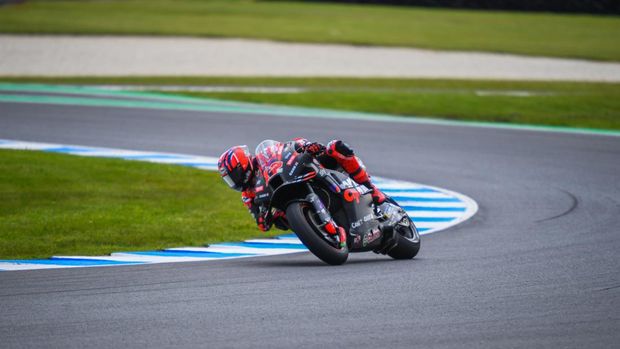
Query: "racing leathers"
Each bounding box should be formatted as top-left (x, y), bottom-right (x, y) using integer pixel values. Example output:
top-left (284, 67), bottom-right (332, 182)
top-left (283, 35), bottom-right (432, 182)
top-left (241, 139), bottom-right (385, 232)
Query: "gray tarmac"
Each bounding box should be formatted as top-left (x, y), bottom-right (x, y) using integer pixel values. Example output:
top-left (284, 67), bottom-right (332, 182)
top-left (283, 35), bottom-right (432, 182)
top-left (1, 99), bottom-right (619, 348)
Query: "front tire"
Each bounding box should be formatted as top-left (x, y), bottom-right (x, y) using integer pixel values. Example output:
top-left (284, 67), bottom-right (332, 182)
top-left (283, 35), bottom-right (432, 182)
top-left (286, 202), bottom-right (349, 265)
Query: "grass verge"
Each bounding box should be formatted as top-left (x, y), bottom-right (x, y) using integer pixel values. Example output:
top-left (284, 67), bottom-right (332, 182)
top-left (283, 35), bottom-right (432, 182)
top-left (3, 76), bottom-right (617, 131)
top-left (0, 149), bottom-right (273, 260)
top-left (0, 0), bottom-right (619, 61)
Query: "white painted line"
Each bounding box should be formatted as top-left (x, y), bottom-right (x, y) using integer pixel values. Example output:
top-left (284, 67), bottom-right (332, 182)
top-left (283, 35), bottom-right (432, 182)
top-left (398, 201), bottom-right (467, 208)
top-left (0, 263), bottom-right (80, 271)
top-left (371, 181), bottom-right (429, 190)
top-left (0, 141), bottom-right (61, 150)
top-left (413, 222), bottom-right (449, 229)
top-left (382, 191), bottom-right (459, 199)
top-left (275, 236), bottom-right (303, 242)
top-left (168, 246), bottom-right (306, 255)
top-left (244, 239), bottom-right (305, 245)
top-left (408, 211), bottom-right (462, 218)
top-left (109, 253), bottom-right (222, 263)
top-left (52, 255), bottom-right (150, 263)
top-left (0, 139), bottom-right (219, 165)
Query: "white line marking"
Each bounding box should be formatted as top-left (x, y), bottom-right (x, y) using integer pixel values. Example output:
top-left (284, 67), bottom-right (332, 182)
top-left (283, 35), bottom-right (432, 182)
top-left (0, 263), bottom-right (82, 271)
top-left (408, 211), bottom-right (462, 218)
top-left (243, 239), bottom-right (305, 245)
top-left (109, 253), bottom-right (224, 262)
top-left (168, 246), bottom-right (306, 255)
top-left (398, 201), bottom-right (467, 208)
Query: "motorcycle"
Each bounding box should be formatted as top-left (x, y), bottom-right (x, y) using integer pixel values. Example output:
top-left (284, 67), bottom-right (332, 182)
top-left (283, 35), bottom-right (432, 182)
top-left (253, 140), bottom-right (420, 265)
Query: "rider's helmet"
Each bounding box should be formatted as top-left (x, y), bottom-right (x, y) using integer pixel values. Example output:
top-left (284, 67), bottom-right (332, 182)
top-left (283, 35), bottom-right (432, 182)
top-left (218, 145), bottom-right (254, 191)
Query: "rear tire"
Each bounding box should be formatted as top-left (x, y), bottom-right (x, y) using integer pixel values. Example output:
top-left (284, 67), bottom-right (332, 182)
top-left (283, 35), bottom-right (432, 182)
top-left (387, 218), bottom-right (421, 260)
top-left (286, 202), bottom-right (349, 265)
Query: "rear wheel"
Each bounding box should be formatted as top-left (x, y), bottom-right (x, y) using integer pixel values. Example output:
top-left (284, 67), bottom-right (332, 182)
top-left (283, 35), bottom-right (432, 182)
top-left (387, 216), bottom-right (421, 260)
top-left (286, 202), bottom-right (349, 265)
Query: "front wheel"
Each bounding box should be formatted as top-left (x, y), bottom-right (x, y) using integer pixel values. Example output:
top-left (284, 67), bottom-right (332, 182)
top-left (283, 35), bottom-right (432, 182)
top-left (286, 202), bottom-right (349, 265)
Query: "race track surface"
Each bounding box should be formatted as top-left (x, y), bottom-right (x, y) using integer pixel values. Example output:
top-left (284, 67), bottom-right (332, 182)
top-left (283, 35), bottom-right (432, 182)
top-left (1, 96), bottom-right (619, 348)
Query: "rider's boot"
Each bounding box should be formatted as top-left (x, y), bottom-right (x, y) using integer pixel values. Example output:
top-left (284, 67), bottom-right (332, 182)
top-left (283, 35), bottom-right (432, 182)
top-left (326, 140), bottom-right (386, 205)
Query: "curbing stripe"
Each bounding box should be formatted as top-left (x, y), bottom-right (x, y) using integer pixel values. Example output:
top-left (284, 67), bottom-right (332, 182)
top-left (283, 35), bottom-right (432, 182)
top-left (218, 242), bottom-right (307, 250)
top-left (407, 211), bottom-right (463, 218)
top-left (168, 246), bottom-right (303, 255)
top-left (120, 251), bottom-right (253, 258)
top-left (402, 206), bottom-right (466, 212)
top-left (3, 258), bottom-right (142, 266)
top-left (411, 217), bottom-right (457, 222)
top-left (391, 196), bottom-right (462, 202)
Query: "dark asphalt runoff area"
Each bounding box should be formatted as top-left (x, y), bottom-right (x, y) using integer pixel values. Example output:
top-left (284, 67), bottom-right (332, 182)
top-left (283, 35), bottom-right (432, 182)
top-left (1, 98), bottom-right (619, 348)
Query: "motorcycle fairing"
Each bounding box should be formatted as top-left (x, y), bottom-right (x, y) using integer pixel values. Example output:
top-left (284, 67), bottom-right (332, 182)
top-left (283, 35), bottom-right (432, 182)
top-left (256, 140), bottom-right (385, 251)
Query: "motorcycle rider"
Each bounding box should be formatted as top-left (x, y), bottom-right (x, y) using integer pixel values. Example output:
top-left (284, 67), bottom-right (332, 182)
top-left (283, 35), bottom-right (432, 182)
top-left (217, 138), bottom-right (386, 233)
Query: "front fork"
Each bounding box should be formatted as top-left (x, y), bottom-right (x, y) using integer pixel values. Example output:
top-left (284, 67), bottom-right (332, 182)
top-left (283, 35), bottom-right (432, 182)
top-left (305, 184), bottom-right (347, 248)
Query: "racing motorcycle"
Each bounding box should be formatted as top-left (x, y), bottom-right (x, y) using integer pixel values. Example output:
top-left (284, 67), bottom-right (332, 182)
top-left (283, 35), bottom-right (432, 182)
top-left (253, 140), bottom-right (420, 265)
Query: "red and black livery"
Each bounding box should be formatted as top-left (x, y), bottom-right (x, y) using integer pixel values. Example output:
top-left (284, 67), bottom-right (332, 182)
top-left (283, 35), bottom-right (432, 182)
top-left (252, 140), bottom-right (420, 265)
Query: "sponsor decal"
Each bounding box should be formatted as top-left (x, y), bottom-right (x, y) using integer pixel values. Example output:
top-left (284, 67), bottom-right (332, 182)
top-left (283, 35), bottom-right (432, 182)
top-left (340, 178), bottom-right (370, 193)
top-left (286, 152), bottom-right (297, 165)
top-left (339, 177), bottom-right (356, 188)
top-left (288, 163), bottom-right (298, 176)
top-left (343, 188), bottom-right (361, 203)
top-left (363, 228), bottom-right (381, 247)
top-left (353, 235), bottom-right (362, 247)
top-left (269, 161), bottom-right (283, 175)
top-left (350, 213), bottom-right (375, 230)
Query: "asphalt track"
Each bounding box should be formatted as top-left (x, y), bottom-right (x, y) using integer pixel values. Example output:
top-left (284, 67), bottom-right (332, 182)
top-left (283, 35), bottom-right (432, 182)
top-left (1, 95), bottom-right (619, 348)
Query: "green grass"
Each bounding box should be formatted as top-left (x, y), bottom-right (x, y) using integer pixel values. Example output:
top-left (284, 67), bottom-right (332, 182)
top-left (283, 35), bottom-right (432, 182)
top-left (184, 89), bottom-right (620, 130)
top-left (4, 76), bottom-right (615, 130)
top-left (1, 0), bottom-right (619, 61)
top-left (0, 149), bottom-right (275, 260)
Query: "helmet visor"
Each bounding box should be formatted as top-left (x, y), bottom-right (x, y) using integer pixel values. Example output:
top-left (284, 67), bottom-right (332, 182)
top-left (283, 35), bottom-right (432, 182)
top-left (221, 163), bottom-right (247, 191)
top-left (222, 173), bottom-right (238, 189)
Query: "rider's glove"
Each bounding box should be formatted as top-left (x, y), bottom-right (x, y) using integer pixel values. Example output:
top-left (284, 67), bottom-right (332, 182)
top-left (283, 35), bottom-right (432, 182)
top-left (272, 210), bottom-right (289, 231)
top-left (256, 207), bottom-right (271, 232)
top-left (257, 215), bottom-right (269, 232)
top-left (304, 142), bottom-right (325, 155)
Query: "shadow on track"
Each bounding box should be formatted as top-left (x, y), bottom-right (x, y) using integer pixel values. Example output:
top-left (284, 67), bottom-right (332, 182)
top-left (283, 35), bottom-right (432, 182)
top-left (254, 256), bottom-right (428, 268)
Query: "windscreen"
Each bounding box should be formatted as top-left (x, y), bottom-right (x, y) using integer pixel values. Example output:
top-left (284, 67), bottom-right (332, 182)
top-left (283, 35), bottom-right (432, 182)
top-left (254, 139), bottom-right (281, 170)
